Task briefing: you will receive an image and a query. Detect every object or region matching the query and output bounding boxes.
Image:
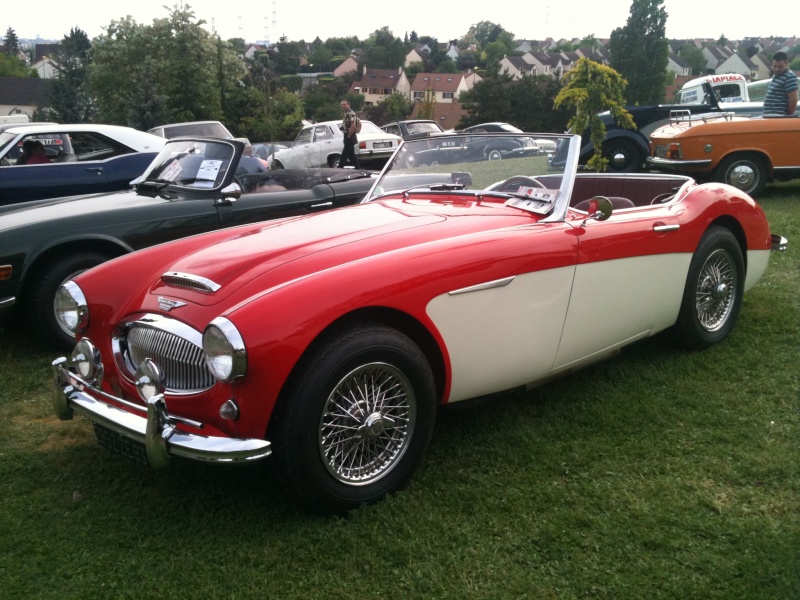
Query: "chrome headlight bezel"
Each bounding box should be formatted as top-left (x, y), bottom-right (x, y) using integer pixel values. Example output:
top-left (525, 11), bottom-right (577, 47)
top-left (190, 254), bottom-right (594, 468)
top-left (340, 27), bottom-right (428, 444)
top-left (202, 317), bottom-right (247, 383)
top-left (55, 280), bottom-right (89, 333)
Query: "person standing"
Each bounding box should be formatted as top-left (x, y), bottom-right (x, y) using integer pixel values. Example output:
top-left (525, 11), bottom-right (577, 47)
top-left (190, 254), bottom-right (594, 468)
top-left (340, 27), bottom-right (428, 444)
top-left (339, 99), bottom-right (360, 168)
top-left (763, 51), bottom-right (798, 116)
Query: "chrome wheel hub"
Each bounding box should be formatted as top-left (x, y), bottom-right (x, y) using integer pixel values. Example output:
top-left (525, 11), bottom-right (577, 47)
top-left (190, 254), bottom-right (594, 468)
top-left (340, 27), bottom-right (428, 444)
top-left (319, 362), bottom-right (416, 485)
top-left (727, 164), bottom-right (756, 190)
top-left (695, 249), bottom-right (736, 332)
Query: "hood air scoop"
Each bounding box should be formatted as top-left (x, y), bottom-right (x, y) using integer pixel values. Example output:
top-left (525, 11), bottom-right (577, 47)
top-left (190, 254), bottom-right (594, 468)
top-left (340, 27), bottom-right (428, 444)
top-left (161, 271), bottom-right (221, 294)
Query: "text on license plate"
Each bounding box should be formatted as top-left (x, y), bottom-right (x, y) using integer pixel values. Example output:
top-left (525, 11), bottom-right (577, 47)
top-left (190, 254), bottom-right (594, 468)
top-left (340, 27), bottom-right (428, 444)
top-left (373, 142), bottom-right (392, 149)
top-left (93, 423), bottom-right (149, 465)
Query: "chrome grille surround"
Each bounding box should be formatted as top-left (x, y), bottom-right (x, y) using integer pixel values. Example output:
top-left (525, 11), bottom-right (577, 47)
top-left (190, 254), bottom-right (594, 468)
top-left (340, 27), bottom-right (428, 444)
top-left (113, 313), bottom-right (215, 394)
top-left (161, 271), bottom-right (221, 293)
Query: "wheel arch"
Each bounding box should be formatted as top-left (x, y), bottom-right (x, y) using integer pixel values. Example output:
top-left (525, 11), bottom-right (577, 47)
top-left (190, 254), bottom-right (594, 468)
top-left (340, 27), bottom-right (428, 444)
top-left (716, 149), bottom-right (773, 172)
top-left (703, 215), bottom-right (748, 273)
top-left (19, 238), bottom-right (131, 300)
top-left (266, 305), bottom-right (447, 439)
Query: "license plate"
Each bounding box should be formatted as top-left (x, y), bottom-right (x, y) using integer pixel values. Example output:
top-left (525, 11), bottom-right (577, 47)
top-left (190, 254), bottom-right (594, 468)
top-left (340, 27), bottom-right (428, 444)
top-left (654, 145), bottom-right (668, 158)
top-left (373, 142), bottom-right (392, 149)
top-left (93, 423), bottom-right (149, 465)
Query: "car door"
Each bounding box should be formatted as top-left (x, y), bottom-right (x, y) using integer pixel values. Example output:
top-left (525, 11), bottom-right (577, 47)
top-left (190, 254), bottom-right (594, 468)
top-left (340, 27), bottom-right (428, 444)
top-left (309, 125), bottom-right (337, 168)
top-left (553, 204), bottom-right (684, 369)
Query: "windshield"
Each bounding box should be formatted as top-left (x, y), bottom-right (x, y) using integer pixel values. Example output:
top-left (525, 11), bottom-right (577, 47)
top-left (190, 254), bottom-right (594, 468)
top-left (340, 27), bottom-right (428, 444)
top-left (364, 132), bottom-right (580, 221)
top-left (139, 139), bottom-right (236, 188)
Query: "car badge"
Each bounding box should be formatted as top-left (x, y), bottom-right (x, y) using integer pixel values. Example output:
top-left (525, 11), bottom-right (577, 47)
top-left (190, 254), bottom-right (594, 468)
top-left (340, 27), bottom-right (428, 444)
top-left (158, 297), bottom-right (187, 312)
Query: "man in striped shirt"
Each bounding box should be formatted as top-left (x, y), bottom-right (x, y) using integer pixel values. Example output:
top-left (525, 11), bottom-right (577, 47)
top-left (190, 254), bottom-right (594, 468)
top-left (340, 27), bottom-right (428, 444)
top-left (763, 52), bottom-right (798, 116)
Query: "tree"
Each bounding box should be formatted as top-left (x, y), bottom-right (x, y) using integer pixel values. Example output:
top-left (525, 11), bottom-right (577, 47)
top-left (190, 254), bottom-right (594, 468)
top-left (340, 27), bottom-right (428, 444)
top-left (609, 0), bottom-right (669, 105)
top-left (679, 43), bottom-right (707, 75)
top-left (90, 6), bottom-right (243, 131)
top-left (459, 70), bottom-right (569, 133)
top-left (0, 52), bottom-right (37, 77)
top-left (554, 58), bottom-right (634, 172)
top-left (45, 28), bottom-right (95, 123)
top-left (364, 27), bottom-right (405, 69)
top-left (717, 34), bottom-right (728, 47)
top-left (467, 21), bottom-right (514, 49)
top-left (579, 35), bottom-right (601, 50)
top-left (3, 27), bottom-right (20, 56)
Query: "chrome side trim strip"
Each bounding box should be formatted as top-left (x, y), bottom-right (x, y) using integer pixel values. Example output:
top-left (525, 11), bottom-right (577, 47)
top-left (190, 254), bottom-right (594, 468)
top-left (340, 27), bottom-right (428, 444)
top-left (449, 276), bottom-right (515, 296)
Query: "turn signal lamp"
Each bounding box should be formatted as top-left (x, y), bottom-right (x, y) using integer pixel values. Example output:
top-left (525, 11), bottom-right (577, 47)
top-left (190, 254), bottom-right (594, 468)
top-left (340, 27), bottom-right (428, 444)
top-left (0, 265), bottom-right (11, 281)
top-left (666, 143), bottom-right (682, 159)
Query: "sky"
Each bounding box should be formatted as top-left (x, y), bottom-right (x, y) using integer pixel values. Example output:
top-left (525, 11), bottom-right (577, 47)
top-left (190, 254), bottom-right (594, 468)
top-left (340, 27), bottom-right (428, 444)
top-left (4, 1), bottom-right (796, 45)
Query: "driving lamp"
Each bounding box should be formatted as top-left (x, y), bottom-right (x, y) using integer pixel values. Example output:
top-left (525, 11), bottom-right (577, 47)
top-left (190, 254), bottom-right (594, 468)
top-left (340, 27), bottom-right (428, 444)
top-left (55, 281), bottom-right (89, 333)
top-left (203, 317), bottom-right (247, 382)
top-left (135, 358), bottom-right (165, 401)
top-left (70, 338), bottom-right (102, 382)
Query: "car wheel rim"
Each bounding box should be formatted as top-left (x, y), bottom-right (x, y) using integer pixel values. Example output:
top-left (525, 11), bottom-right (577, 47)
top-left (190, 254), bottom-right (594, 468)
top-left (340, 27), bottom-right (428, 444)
top-left (488, 150), bottom-right (502, 160)
top-left (319, 362), bottom-right (416, 485)
top-left (695, 248), bottom-right (737, 332)
top-left (726, 163), bottom-right (756, 191)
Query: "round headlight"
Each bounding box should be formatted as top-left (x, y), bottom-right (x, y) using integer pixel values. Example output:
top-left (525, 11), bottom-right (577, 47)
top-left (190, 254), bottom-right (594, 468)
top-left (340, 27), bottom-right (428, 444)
top-left (203, 317), bottom-right (247, 382)
top-left (55, 281), bottom-right (89, 333)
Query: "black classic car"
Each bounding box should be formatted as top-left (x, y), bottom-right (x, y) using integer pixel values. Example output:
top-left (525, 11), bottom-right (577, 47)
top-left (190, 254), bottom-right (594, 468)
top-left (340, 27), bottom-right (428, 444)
top-left (565, 81), bottom-right (765, 172)
top-left (0, 137), bottom-right (376, 348)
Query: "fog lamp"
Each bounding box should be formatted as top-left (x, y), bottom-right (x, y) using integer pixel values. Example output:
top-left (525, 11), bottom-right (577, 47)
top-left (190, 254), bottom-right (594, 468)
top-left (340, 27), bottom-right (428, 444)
top-left (135, 358), bottom-right (165, 401)
top-left (55, 281), bottom-right (89, 333)
top-left (203, 317), bottom-right (247, 382)
top-left (70, 338), bottom-right (102, 382)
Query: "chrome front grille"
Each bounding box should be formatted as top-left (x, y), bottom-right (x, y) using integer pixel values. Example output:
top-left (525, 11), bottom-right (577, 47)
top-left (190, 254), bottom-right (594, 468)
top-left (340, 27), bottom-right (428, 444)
top-left (115, 314), bottom-right (214, 394)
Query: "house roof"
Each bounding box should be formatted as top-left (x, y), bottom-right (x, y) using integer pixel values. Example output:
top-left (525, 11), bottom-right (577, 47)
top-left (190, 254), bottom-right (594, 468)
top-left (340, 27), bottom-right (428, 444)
top-left (33, 43), bottom-right (60, 62)
top-left (0, 76), bottom-right (51, 105)
top-left (410, 73), bottom-right (464, 93)
top-left (356, 68), bottom-right (405, 90)
top-left (410, 100), bottom-right (466, 129)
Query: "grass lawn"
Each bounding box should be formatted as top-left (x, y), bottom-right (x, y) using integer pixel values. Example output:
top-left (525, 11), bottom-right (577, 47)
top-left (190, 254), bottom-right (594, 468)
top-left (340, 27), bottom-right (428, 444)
top-left (1, 183), bottom-right (798, 599)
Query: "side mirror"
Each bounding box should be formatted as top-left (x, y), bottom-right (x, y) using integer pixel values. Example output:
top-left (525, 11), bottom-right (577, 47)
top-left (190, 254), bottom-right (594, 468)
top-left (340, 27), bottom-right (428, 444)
top-left (582, 196), bottom-right (613, 224)
top-left (217, 182), bottom-right (242, 204)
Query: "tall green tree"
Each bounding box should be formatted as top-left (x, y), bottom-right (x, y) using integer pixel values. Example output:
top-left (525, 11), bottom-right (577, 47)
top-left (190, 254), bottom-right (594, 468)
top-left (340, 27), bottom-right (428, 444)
top-left (3, 27), bottom-right (20, 55)
top-left (364, 27), bottom-right (405, 69)
top-left (0, 52), bottom-right (36, 77)
top-left (609, 0), bottom-right (669, 105)
top-left (90, 6), bottom-right (243, 131)
top-left (45, 28), bottom-right (95, 123)
top-left (554, 58), bottom-right (634, 172)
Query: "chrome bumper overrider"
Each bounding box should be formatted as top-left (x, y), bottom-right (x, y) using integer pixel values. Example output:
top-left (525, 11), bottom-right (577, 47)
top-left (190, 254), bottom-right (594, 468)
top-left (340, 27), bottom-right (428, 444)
top-left (52, 357), bottom-right (272, 468)
top-left (771, 235), bottom-right (788, 252)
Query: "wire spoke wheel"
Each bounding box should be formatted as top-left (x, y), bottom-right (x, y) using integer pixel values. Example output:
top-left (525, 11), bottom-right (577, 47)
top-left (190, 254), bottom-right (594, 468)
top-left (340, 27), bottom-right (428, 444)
top-left (694, 248), bottom-right (737, 332)
top-left (319, 362), bottom-right (416, 485)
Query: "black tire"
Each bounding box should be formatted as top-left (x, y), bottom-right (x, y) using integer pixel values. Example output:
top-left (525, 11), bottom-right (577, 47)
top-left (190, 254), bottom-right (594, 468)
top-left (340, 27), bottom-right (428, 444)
top-left (273, 323), bottom-right (437, 514)
top-left (28, 251), bottom-right (111, 350)
top-left (327, 155), bottom-right (341, 168)
top-left (673, 227), bottom-right (744, 350)
top-left (713, 153), bottom-right (768, 196)
top-left (602, 138), bottom-right (644, 173)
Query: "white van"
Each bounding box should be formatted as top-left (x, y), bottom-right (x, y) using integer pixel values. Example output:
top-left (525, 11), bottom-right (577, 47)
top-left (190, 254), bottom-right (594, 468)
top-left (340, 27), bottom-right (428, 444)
top-left (675, 73), bottom-right (749, 105)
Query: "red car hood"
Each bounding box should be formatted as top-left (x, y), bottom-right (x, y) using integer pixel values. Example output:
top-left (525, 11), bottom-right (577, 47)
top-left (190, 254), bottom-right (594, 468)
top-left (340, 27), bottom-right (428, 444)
top-left (149, 197), bottom-right (536, 306)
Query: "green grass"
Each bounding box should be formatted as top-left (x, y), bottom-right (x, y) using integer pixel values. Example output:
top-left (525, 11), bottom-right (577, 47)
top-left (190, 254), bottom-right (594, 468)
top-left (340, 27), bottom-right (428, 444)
top-left (1, 184), bottom-right (798, 599)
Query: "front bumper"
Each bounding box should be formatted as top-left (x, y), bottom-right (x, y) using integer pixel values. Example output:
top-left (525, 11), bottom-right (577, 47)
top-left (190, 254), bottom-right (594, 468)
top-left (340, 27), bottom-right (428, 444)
top-left (52, 356), bottom-right (272, 468)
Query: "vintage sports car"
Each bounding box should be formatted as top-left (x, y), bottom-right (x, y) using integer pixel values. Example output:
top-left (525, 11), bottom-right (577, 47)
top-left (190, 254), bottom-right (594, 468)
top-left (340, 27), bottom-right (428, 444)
top-left (267, 120), bottom-right (401, 170)
top-left (647, 113), bottom-right (800, 196)
top-left (0, 137), bottom-right (376, 348)
top-left (52, 132), bottom-right (785, 514)
top-left (0, 124), bottom-right (166, 205)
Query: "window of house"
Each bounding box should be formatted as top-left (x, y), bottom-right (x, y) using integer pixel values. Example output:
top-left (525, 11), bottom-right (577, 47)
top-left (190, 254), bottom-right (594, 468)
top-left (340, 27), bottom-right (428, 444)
top-left (443, 92), bottom-right (454, 100)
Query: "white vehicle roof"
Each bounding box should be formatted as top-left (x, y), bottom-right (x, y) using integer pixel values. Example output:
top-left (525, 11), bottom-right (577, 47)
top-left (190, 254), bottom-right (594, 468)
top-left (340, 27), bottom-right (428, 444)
top-left (3, 123), bottom-right (166, 152)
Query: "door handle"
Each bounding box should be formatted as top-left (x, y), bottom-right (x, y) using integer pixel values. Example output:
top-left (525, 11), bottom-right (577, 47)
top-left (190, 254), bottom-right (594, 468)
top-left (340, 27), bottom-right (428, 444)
top-left (653, 223), bottom-right (679, 232)
top-left (311, 202), bottom-right (333, 208)
top-left (85, 167), bottom-right (103, 174)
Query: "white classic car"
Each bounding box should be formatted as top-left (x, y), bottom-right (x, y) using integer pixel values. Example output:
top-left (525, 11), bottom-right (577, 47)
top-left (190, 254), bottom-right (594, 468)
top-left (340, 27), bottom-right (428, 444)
top-left (267, 120), bottom-right (402, 170)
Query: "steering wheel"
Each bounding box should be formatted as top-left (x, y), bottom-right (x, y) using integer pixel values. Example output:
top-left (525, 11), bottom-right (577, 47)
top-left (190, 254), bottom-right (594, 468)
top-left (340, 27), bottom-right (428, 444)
top-left (490, 176), bottom-right (545, 193)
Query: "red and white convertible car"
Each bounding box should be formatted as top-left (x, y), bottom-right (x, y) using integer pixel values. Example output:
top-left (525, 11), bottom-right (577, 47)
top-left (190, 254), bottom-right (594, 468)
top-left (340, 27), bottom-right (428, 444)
top-left (52, 132), bottom-right (786, 514)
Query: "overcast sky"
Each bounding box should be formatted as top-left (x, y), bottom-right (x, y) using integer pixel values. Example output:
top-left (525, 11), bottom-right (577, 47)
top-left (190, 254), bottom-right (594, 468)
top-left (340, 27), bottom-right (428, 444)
top-left (5, 1), bottom-right (796, 45)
